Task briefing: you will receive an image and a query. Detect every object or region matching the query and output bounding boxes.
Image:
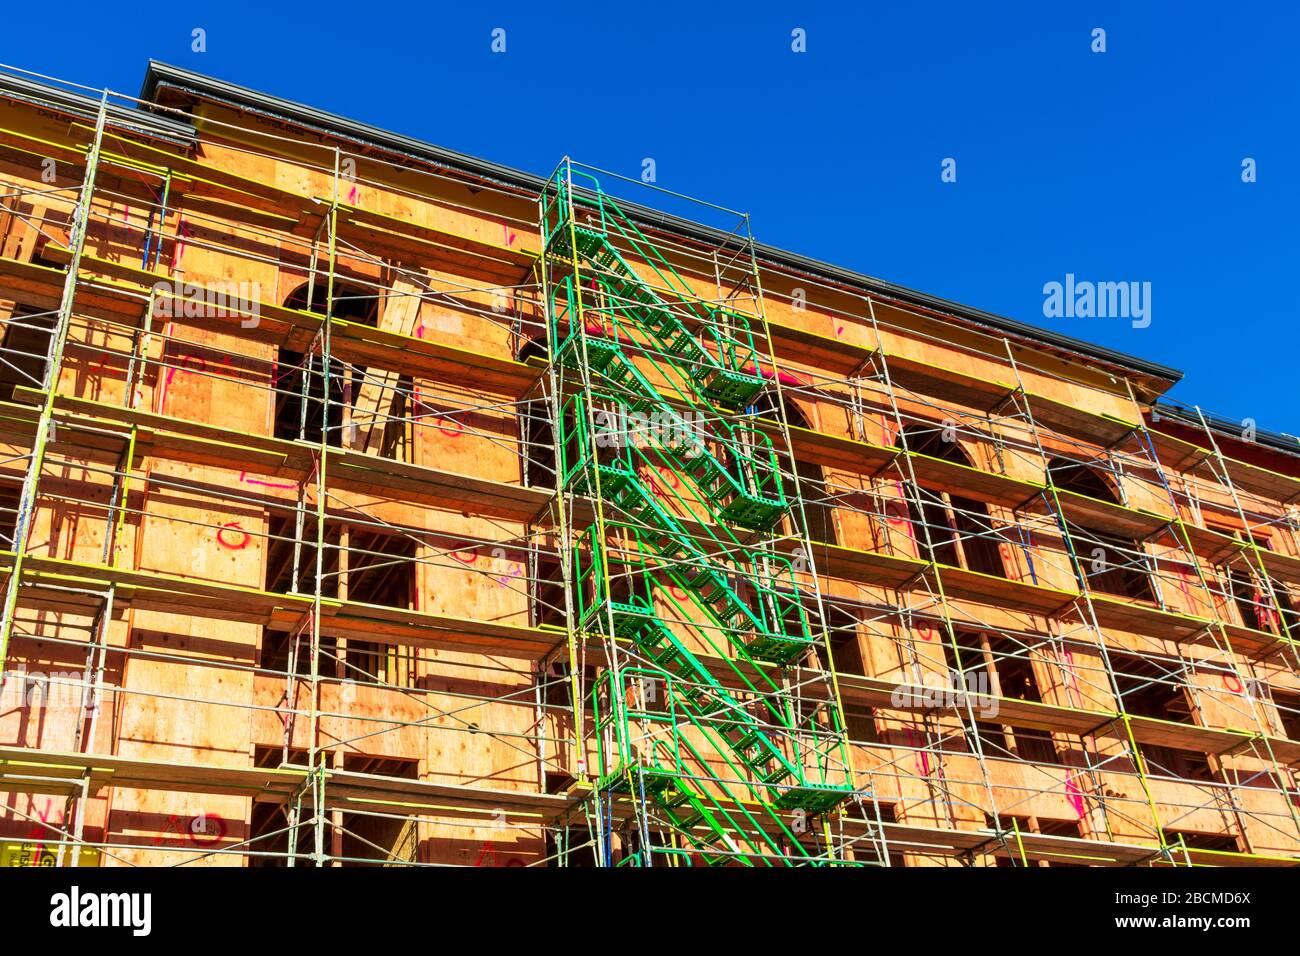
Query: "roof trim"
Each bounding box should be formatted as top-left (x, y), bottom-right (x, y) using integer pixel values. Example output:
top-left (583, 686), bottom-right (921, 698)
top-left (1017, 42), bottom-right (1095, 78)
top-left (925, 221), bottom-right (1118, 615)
top-left (0, 69), bottom-right (194, 147)
top-left (1153, 402), bottom-right (1300, 461)
top-left (138, 60), bottom-right (1181, 386)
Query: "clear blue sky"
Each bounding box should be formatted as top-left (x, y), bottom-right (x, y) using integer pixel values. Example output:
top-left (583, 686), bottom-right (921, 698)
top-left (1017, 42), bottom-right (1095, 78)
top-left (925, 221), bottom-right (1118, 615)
top-left (2, 2), bottom-right (1295, 435)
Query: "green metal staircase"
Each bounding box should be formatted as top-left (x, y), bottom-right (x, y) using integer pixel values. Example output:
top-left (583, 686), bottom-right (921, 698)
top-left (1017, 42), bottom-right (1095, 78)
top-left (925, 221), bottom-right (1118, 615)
top-left (549, 218), bottom-right (768, 409)
top-left (542, 167), bottom-right (855, 865)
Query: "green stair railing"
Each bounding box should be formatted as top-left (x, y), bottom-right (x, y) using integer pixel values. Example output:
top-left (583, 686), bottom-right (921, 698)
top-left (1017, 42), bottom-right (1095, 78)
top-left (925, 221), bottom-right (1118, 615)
top-left (543, 164), bottom-right (854, 865)
top-left (574, 524), bottom-right (850, 813)
top-left (590, 669), bottom-right (842, 865)
top-left (543, 170), bottom-right (767, 408)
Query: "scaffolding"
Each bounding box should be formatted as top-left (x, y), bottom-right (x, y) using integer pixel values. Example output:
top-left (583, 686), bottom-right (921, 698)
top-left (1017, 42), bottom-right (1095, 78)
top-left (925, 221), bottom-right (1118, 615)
top-left (0, 61), bottom-right (1297, 866)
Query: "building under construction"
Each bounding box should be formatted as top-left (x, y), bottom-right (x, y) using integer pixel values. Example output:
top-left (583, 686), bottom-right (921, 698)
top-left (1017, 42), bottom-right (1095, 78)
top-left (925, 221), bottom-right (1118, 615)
top-left (0, 60), bottom-right (1298, 868)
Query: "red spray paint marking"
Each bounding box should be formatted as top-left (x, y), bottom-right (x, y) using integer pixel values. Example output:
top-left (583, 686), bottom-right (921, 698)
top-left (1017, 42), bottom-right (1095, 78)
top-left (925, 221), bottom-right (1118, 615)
top-left (270, 359), bottom-right (300, 390)
top-left (347, 185), bottom-right (359, 205)
top-left (502, 222), bottom-right (517, 247)
top-left (638, 466), bottom-right (661, 496)
top-left (152, 813), bottom-right (225, 848)
top-left (26, 798), bottom-right (61, 859)
top-left (239, 471), bottom-right (298, 491)
top-left (473, 840), bottom-right (525, 867)
top-left (186, 813), bottom-right (227, 846)
top-left (452, 549), bottom-right (478, 565)
top-left (1172, 564), bottom-right (1196, 611)
top-left (997, 541), bottom-right (1022, 583)
top-left (888, 482), bottom-right (917, 558)
top-left (639, 465), bottom-right (679, 499)
top-left (1223, 673), bottom-right (1244, 694)
top-left (430, 414), bottom-right (465, 438)
top-left (164, 353), bottom-right (207, 390)
top-left (412, 385), bottom-right (465, 438)
top-left (216, 522), bottom-right (251, 550)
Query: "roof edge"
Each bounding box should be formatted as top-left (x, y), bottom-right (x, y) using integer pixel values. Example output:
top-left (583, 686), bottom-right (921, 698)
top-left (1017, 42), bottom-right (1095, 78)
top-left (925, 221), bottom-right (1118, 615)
top-left (1153, 402), bottom-right (1300, 461)
top-left (139, 60), bottom-right (1182, 388)
top-left (0, 67), bottom-right (194, 146)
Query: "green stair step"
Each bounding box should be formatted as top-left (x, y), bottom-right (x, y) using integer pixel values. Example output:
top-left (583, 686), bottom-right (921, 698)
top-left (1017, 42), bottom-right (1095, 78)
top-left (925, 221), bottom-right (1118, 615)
top-left (772, 783), bottom-right (855, 814)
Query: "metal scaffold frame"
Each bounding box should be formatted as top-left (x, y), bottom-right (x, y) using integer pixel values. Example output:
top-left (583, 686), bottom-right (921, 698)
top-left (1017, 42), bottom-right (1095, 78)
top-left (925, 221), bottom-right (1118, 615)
top-left (0, 61), bottom-right (1296, 867)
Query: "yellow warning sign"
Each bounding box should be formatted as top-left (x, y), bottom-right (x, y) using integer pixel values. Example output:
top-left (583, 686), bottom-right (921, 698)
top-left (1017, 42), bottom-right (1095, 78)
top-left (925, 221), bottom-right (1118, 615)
top-left (0, 841), bottom-right (100, 867)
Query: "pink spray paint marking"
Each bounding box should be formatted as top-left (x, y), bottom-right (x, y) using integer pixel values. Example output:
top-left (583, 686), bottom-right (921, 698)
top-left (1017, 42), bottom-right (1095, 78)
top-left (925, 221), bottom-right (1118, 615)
top-left (503, 222), bottom-right (517, 247)
top-left (239, 471), bottom-right (298, 491)
top-left (158, 352), bottom-right (208, 414)
top-left (171, 220), bottom-right (191, 271)
top-left (1065, 777), bottom-right (1086, 820)
top-left (151, 324), bottom-right (175, 409)
top-left (496, 561), bottom-right (524, 589)
top-left (904, 724), bottom-right (930, 776)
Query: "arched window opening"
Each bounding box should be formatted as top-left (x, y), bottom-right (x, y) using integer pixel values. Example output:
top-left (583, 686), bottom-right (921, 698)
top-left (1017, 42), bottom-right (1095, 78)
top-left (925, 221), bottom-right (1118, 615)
top-left (749, 391), bottom-right (836, 545)
top-left (285, 279), bottom-right (378, 326)
top-left (1047, 458), bottom-right (1154, 600)
top-left (896, 426), bottom-right (1006, 577)
top-left (274, 280), bottom-right (384, 448)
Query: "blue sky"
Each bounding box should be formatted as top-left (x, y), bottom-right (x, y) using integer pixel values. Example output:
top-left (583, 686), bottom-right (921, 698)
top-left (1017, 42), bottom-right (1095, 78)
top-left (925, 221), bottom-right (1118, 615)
top-left (2, 2), bottom-right (1295, 434)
